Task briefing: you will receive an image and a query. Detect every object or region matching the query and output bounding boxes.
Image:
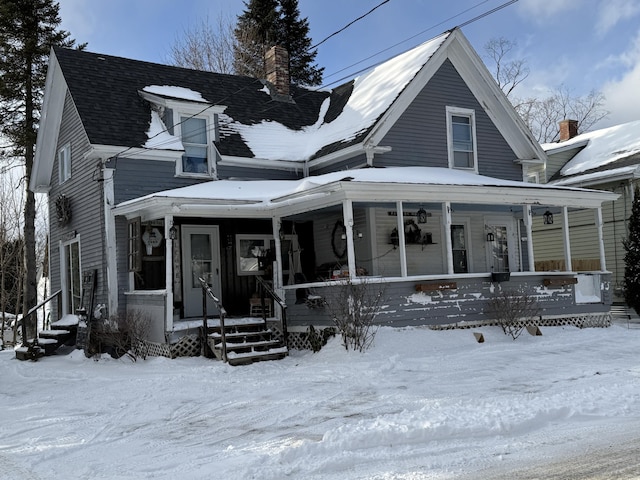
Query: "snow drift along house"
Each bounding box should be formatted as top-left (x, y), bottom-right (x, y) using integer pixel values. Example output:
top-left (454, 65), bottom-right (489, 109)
top-left (31, 28), bottom-right (617, 357)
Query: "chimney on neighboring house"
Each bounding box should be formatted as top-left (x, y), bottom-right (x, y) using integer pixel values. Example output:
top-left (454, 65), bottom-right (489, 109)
top-left (559, 119), bottom-right (579, 141)
top-left (265, 45), bottom-right (290, 99)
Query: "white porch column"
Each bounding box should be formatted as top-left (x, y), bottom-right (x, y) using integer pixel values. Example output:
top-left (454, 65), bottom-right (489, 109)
top-left (562, 206), bottom-right (573, 272)
top-left (343, 200), bottom-right (357, 280)
top-left (164, 215), bottom-right (174, 332)
top-left (443, 202), bottom-right (454, 274)
top-left (595, 207), bottom-right (607, 271)
top-left (523, 205), bottom-right (535, 272)
top-left (103, 168), bottom-right (118, 317)
top-left (272, 216), bottom-right (284, 291)
top-left (396, 201), bottom-right (408, 277)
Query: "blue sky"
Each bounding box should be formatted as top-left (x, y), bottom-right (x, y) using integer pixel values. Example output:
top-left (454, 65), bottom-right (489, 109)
top-left (56, 0), bottom-right (640, 130)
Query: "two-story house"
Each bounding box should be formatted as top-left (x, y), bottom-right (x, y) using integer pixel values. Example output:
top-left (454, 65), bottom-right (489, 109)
top-left (31, 28), bottom-right (616, 356)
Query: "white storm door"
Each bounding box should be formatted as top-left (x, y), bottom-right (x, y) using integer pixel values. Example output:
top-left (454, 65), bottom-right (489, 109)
top-left (181, 226), bottom-right (221, 318)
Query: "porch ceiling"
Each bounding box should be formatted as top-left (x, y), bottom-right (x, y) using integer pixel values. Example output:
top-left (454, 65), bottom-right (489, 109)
top-left (111, 167), bottom-right (618, 220)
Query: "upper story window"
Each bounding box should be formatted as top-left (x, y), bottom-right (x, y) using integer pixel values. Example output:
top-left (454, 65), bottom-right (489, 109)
top-left (180, 116), bottom-right (209, 175)
top-left (446, 107), bottom-right (477, 173)
top-left (58, 143), bottom-right (71, 184)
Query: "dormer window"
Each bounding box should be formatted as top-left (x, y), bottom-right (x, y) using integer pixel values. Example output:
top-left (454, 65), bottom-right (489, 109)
top-left (180, 116), bottom-right (209, 174)
top-left (446, 107), bottom-right (477, 173)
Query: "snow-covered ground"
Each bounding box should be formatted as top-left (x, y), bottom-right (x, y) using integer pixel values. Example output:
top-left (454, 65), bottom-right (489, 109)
top-left (2, 323), bottom-right (640, 479)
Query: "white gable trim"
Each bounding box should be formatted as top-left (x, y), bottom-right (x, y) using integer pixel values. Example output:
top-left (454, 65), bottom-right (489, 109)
top-left (363, 29), bottom-right (546, 164)
top-left (31, 49), bottom-right (67, 193)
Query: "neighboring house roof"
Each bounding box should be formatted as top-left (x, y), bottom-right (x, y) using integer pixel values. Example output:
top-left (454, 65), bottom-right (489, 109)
top-left (545, 120), bottom-right (640, 186)
top-left (32, 28), bottom-right (546, 192)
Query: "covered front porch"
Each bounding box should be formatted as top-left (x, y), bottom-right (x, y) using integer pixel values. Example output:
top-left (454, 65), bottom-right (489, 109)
top-left (111, 167), bottom-right (618, 344)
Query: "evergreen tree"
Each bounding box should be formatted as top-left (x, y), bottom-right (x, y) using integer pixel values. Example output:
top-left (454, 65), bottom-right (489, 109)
top-left (0, 0), bottom-right (80, 338)
top-left (233, 0), bottom-right (323, 86)
top-left (233, 0), bottom-right (279, 79)
top-left (278, 0), bottom-right (323, 86)
top-left (624, 186), bottom-right (640, 314)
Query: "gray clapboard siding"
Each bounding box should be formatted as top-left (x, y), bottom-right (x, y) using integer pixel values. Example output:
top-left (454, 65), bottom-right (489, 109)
top-left (217, 163), bottom-right (302, 180)
top-left (284, 273), bottom-right (611, 328)
top-left (378, 60), bottom-right (522, 181)
top-left (49, 92), bottom-right (107, 320)
top-left (310, 154), bottom-right (368, 176)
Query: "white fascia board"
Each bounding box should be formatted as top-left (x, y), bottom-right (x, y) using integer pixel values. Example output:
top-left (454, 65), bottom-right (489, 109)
top-left (138, 90), bottom-right (227, 115)
top-left (551, 165), bottom-right (640, 188)
top-left (544, 139), bottom-right (589, 155)
top-left (31, 50), bottom-right (66, 193)
top-left (364, 38), bottom-right (449, 147)
top-left (111, 196), bottom-right (265, 220)
top-left (306, 144), bottom-right (367, 171)
top-left (218, 155), bottom-right (305, 172)
top-left (87, 144), bottom-right (182, 162)
top-left (446, 31), bottom-right (548, 163)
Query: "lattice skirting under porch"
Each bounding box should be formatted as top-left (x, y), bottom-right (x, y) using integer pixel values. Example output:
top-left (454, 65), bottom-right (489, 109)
top-left (429, 313), bottom-right (612, 331)
top-left (141, 334), bottom-right (202, 359)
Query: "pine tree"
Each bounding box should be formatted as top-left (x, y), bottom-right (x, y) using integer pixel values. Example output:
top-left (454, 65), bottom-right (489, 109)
top-left (233, 0), bottom-right (323, 86)
top-left (278, 0), bottom-right (323, 86)
top-left (0, 0), bottom-right (80, 338)
top-left (233, 0), bottom-right (279, 78)
top-left (623, 186), bottom-right (640, 314)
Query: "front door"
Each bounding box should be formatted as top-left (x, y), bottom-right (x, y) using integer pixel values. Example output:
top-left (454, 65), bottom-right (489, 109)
top-left (181, 226), bottom-right (221, 318)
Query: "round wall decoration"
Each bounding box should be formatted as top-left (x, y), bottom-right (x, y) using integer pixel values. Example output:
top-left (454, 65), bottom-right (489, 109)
top-left (331, 220), bottom-right (347, 259)
top-left (55, 194), bottom-right (72, 226)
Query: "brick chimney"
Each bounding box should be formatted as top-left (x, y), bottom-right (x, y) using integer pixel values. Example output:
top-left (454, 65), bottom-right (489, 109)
top-left (265, 45), bottom-right (290, 98)
top-left (559, 119), bottom-right (579, 141)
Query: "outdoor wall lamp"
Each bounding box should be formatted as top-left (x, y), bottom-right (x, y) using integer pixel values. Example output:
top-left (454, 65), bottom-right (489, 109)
top-left (417, 207), bottom-right (428, 224)
top-left (543, 210), bottom-right (554, 225)
top-left (169, 223), bottom-right (177, 240)
top-left (486, 232), bottom-right (495, 242)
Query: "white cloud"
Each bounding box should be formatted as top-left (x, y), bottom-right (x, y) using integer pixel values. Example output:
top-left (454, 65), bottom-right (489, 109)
top-left (517, 0), bottom-right (576, 19)
top-left (596, 0), bottom-right (640, 35)
top-left (600, 30), bottom-right (640, 126)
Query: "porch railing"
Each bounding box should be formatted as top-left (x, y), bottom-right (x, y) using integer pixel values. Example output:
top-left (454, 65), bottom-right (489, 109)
top-left (19, 289), bottom-right (62, 358)
top-left (198, 277), bottom-right (228, 362)
top-left (255, 276), bottom-right (288, 345)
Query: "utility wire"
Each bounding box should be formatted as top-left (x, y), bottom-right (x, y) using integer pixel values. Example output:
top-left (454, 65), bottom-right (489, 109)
top-left (110, 0), bottom-right (519, 161)
top-left (310, 0), bottom-right (392, 50)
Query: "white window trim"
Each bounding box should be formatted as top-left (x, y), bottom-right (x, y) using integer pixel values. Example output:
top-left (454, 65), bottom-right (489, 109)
top-left (446, 106), bottom-right (478, 173)
top-left (58, 143), bottom-right (71, 184)
top-left (59, 236), bottom-right (81, 315)
top-left (171, 106), bottom-right (218, 179)
top-left (447, 217), bottom-right (473, 274)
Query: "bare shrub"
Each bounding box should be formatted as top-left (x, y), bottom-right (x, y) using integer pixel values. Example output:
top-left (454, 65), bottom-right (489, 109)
top-left (88, 310), bottom-right (152, 360)
top-left (488, 289), bottom-right (541, 340)
top-left (324, 278), bottom-right (385, 352)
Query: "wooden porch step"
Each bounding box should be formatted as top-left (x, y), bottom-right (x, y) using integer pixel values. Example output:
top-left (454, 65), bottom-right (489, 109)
top-left (227, 347), bottom-right (289, 366)
top-left (218, 338), bottom-right (281, 352)
top-left (209, 329), bottom-right (272, 341)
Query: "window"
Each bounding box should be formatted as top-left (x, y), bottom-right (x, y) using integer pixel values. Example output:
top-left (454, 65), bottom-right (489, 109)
top-left (62, 239), bottom-right (81, 314)
top-left (451, 224), bottom-right (469, 273)
top-left (446, 107), bottom-right (477, 172)
top-left (128, 217), bottom-right (142, 272)
top-left (58, 143), bottom-right (71, 184)
top-left (236, 234), bottom-right (295, 276)
top-left (180, 116), bottom-right (209, 175)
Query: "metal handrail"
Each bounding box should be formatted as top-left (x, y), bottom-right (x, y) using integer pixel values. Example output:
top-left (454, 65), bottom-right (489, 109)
top-left (20, 290), bottom-right (62, 354)
top-left (255, 276), bottom-right (288, 345)
top-left (198, 277), bottom-right (228, 362)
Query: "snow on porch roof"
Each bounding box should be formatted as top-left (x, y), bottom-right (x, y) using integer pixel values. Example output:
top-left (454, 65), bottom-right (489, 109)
top-left (113, 167), bottom-right (617, 217)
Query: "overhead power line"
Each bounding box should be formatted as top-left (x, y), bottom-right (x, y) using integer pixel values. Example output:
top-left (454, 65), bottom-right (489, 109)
top-left (310, 0), bottom-right (392, 50)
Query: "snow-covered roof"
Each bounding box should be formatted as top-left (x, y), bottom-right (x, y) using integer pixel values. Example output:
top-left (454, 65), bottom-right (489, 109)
top-left (113, 166), bottom-right (617, 218)
top-left (544, 120), bottom-right (640, 177)
top-left (224, 32), bottom-right (449, 161)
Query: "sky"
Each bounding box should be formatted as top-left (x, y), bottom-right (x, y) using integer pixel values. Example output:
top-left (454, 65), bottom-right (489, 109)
top-left (2, 322), bottom-right (640, 478)
top-left (54, 0), bottom-right (640, 131)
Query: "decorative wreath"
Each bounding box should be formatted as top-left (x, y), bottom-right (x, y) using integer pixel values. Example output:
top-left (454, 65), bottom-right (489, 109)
top-left (331, 220), bottom-right (347, 259)
top-left (55, 194), bottom-right (72, 226)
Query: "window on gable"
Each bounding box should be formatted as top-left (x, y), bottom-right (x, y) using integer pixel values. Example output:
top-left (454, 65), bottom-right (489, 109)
top-left (180, 116), bottom-right (209, 175)
top-left (58, 143), bottom-right (71, 184)
top-left (446, 107), bottom-right (477, 172)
